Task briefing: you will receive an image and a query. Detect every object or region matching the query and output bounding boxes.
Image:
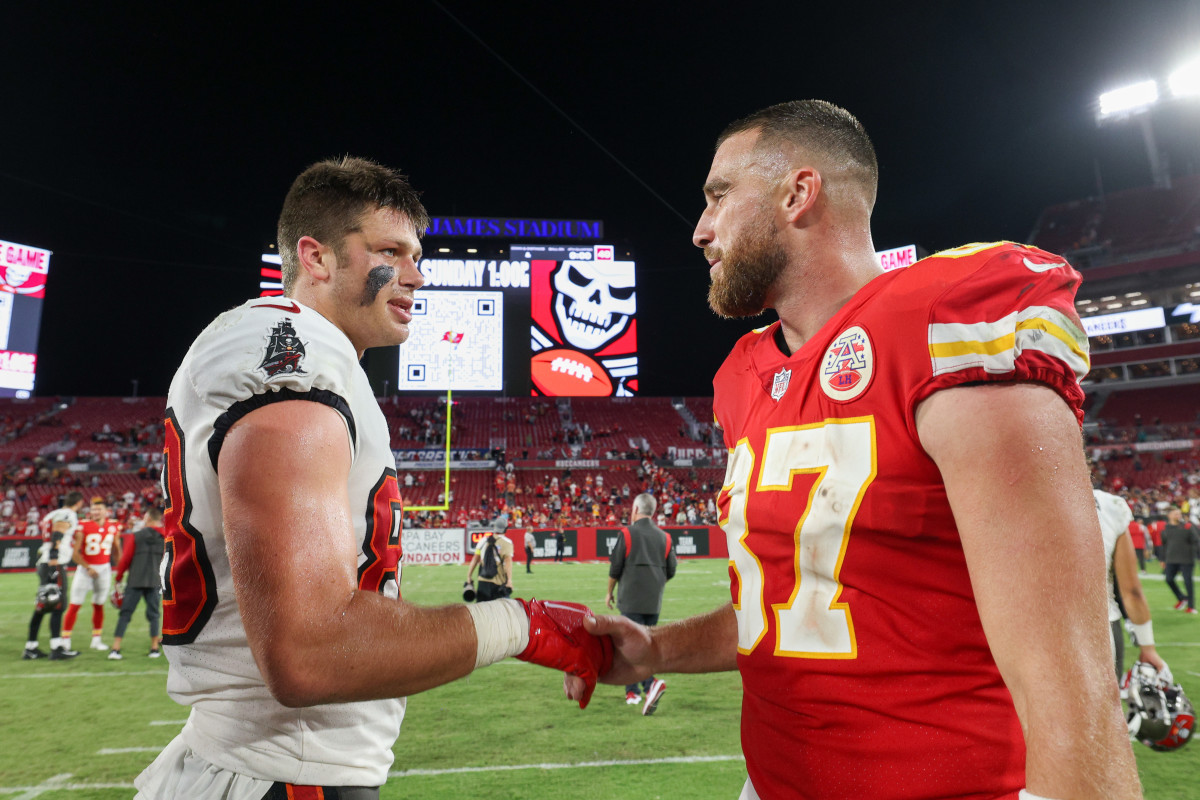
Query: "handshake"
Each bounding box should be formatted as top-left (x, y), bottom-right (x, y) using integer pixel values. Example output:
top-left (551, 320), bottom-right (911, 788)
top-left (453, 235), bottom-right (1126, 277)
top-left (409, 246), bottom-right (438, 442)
top-left (484, 598), bottom-right (621, 709)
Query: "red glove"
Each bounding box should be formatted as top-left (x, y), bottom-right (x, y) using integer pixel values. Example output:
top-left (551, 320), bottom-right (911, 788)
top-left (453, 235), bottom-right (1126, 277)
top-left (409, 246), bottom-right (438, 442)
top-left (516, 599), bottom-right (613, 709)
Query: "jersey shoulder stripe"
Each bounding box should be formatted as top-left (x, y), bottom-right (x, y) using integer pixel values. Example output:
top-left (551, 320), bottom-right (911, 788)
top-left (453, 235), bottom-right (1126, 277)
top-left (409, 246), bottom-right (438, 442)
top-left (928, 305), bottom-right (1089, 380)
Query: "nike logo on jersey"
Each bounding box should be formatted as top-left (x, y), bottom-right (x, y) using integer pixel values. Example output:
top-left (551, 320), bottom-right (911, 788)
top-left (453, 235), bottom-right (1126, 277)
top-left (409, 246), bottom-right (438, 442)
top-left (256, 301), bottom-right (301, 313)
top-left (1022, 257), bottom-right (1067, 273)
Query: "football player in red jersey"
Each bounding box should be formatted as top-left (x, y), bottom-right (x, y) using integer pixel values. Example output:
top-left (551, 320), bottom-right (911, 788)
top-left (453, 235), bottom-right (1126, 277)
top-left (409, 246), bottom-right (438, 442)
top-left (63, 497), bottom-right (122, 652)
top-left (577, 101), bottom-right (1140, 799)
top-left (134, 157), bottom-right (610, 800)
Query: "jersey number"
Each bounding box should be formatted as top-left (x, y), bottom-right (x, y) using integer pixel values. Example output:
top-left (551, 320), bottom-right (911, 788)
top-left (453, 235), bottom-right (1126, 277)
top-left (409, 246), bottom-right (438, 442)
top-left (721, 418), bottom-right (876, 658)
top-left (83, 532), bottom-right (113, 557)
top-left (161, 410), bottom-right (219, 645)
top-left (359, 469), bottom-right (403, 598)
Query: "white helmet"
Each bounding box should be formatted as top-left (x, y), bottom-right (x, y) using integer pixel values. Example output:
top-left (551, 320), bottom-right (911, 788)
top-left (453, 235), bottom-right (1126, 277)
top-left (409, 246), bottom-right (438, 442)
top-left (1122, 662), bottom-right (1195, 751)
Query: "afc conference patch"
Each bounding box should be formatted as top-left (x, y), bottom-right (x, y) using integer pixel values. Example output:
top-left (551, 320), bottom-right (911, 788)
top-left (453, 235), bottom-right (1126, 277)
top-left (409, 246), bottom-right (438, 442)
top-left (259, 319), bottom-right (307, 378)
top-left (820, 325), bottom-right (874, 402)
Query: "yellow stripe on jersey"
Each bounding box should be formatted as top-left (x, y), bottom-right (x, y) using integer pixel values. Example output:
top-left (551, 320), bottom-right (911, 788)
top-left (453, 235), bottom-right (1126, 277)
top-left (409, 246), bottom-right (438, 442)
top-left (928, 241), bottom-right (1012, 259)
top-left (929, 306), bottom-right (1089, 380)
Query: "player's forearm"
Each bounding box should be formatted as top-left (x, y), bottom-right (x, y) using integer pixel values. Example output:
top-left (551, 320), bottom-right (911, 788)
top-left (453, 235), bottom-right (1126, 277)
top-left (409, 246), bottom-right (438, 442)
top-left (1120, 589), bottom-right (1152, 626)
top-left (652, 603), bottom-right (738, 674)
top-left (1020, 665), bottom-right (1141, 798)
top-left (254, 592), bottom-right (478, 707)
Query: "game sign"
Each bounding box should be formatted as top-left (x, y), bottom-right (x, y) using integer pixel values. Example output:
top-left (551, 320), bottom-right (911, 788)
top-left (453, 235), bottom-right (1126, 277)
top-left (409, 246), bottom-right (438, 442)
top-left (0, 238), bottom-right (51, 397)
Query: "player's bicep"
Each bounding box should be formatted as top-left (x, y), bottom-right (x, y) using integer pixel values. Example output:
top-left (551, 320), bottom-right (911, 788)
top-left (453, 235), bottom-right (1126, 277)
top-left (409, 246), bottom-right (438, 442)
top-left (916, 383), bottom-right (1111, 705)
top-left (218, 400), bottom-right (359, 657)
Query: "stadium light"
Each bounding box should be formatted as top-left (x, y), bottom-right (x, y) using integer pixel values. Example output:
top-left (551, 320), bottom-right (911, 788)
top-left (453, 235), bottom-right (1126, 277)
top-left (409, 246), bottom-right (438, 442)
top-left (1169, 56), bottom-right (1200, 97)
top-left (1098, 80), bottom-right (1159, 119)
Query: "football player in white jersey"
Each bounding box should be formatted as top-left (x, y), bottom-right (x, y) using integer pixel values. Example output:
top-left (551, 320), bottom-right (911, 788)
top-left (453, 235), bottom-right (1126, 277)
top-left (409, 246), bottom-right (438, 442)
top-left (23, 491), bottom-right (85, 660)
top-left (1094, 489), bottom-right (1169, 680)
top-left (135, 157), bottom-right (611, 800)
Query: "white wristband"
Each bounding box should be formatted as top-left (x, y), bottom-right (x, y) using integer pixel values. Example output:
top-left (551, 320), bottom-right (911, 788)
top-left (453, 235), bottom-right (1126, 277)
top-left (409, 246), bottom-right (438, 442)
top-left (1130, 620), bottom-right (1154, 646)
top-left (1019, 791), bottom-right (1063, 800)
top-left (466, 598), bottom-right (530, 669)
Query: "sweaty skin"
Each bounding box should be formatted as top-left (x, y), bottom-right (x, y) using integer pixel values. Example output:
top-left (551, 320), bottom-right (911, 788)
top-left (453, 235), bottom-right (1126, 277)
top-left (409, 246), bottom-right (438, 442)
top-left (361, 265), bottom-right (396, 306)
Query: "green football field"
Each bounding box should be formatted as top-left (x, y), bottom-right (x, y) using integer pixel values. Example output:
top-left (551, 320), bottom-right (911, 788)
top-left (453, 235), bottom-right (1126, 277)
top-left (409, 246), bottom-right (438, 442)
top-left (1, 559), bottom-right (1196, 799)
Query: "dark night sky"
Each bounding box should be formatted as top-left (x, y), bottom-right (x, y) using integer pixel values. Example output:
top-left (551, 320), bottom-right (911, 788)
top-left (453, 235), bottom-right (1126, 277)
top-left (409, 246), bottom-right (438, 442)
top-left (5, 2), bottom-right (1200, 397)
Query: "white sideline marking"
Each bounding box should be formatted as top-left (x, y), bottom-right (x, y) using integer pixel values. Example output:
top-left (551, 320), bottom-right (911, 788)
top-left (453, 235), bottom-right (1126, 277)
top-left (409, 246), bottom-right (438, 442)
top-left (388, 753), bottom-right (745, 778)
top-left (97, 747), bottom-right (162, 755)
top-left (148, 719), bottom-right (187, 726)
top-left (8, 772), bottom-right (71, 799)
top-left (0, 670), bottom-right (167, 679)
top-left (0, 777), bottom-right (136, 797)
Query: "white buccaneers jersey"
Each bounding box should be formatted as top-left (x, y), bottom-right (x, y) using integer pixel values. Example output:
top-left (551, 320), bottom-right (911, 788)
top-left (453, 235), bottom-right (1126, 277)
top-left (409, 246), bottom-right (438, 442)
top-left (1095, 490), bottom-right (1134, 623)
top-left (38, 507), bottom-right (79, 564)
top-left (154, 297), bottom-right (404, 787)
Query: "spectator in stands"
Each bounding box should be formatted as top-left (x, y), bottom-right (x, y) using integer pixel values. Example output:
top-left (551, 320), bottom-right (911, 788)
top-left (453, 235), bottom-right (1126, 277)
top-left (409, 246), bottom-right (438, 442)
top-left (1162, 507), bottom-right (1200, 613)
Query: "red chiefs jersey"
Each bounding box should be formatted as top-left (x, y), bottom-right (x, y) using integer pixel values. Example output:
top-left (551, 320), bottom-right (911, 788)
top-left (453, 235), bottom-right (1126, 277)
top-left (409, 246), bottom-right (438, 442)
top-left (713, 242), bottom-right (1088, 800)
top-left (76, 519), bottom-right (121, 566)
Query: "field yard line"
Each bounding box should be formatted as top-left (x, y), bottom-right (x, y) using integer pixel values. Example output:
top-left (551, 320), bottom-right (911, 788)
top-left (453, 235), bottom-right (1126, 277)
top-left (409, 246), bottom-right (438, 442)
top-left (388, 753), bottom-right (745, 778)
top-left (3, 772), bottom-right (71, 799)
top-left (0, 777), bottom-right (136, 797)
top-left (97, 747), bottom-right (162, 755)
top-left (0, 670), bottom-right (167, 679)
top-left (148, 719), bottom-right (187, 726)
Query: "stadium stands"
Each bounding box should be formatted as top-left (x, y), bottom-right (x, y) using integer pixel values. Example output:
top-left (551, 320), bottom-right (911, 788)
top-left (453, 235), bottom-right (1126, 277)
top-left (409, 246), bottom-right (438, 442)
top-left (1030, 174), bottom-right (1200, 261)
top-left (0, 395), bottom-right (729, 535)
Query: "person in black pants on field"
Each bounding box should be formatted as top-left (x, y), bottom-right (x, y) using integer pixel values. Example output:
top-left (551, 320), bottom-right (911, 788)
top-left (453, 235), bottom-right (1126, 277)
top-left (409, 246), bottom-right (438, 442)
top-left (606, 493), bottom-right (677, 714)
top-left (109, 506), bottom-right (167, 659)
top-left (1162, 506), bottom-right (1200, 614)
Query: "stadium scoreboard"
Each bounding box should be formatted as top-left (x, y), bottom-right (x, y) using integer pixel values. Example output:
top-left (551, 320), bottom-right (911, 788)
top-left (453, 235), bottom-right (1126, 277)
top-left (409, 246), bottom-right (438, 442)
top-left (261, 243), bottom-right (639, 397)
top-left (0, 238), bottom-right (50, 398)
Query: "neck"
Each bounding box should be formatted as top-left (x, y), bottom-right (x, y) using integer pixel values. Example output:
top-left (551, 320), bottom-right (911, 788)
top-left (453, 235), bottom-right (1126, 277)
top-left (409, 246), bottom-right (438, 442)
top-left (771, 236), bottom-right (881, 354)
top-left (288, 289), bottom-right (367, 359)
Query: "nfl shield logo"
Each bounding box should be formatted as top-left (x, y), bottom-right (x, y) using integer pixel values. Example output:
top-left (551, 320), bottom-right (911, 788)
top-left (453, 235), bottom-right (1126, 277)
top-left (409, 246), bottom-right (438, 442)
top-left (770, 368), bottom-right (791, 401)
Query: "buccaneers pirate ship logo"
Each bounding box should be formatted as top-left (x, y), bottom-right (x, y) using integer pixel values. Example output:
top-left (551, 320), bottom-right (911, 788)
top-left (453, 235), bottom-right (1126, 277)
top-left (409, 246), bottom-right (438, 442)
top-left (259, 319), bottom-right (307, 378)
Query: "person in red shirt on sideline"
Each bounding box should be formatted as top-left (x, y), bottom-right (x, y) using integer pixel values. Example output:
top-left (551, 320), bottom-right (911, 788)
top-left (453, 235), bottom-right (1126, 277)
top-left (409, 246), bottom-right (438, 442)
top-left (1128, 517), bottom-right (1148, 572)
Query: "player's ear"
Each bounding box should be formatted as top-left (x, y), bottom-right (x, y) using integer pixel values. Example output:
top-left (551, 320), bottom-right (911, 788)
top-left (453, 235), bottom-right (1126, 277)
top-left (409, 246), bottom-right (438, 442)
top-left (781, 166), bottom-right (821, 224)
top-left (297, 236), bottom-right (334, 283)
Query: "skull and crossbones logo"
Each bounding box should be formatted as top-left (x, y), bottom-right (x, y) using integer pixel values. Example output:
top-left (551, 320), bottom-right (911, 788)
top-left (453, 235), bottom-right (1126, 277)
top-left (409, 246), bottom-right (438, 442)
top-left (551, 260), bottom-right (636, 351)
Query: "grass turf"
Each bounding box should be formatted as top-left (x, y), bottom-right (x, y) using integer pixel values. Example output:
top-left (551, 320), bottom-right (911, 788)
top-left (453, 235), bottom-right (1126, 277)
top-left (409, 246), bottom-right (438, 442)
top-left (1, 559), bottom-right (1196, 798)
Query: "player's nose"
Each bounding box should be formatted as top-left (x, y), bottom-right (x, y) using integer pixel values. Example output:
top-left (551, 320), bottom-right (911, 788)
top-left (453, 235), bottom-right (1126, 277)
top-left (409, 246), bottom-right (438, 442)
top-left (692, 209), bottom-right (714, 249)
top-left (398, 257), bottom-right (424, 290)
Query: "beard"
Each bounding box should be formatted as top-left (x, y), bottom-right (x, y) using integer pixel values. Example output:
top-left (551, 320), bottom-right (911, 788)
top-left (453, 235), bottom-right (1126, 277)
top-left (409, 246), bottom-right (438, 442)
top-left (706, 214), bottom-right (788, 318)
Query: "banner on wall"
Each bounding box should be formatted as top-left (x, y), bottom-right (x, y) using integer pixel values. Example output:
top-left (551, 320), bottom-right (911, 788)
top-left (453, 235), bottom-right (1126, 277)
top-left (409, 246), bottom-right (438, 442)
top-left (0, 537), bottom-right (39, 571)
top-left (402, 528), bottom-right (466, 565)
